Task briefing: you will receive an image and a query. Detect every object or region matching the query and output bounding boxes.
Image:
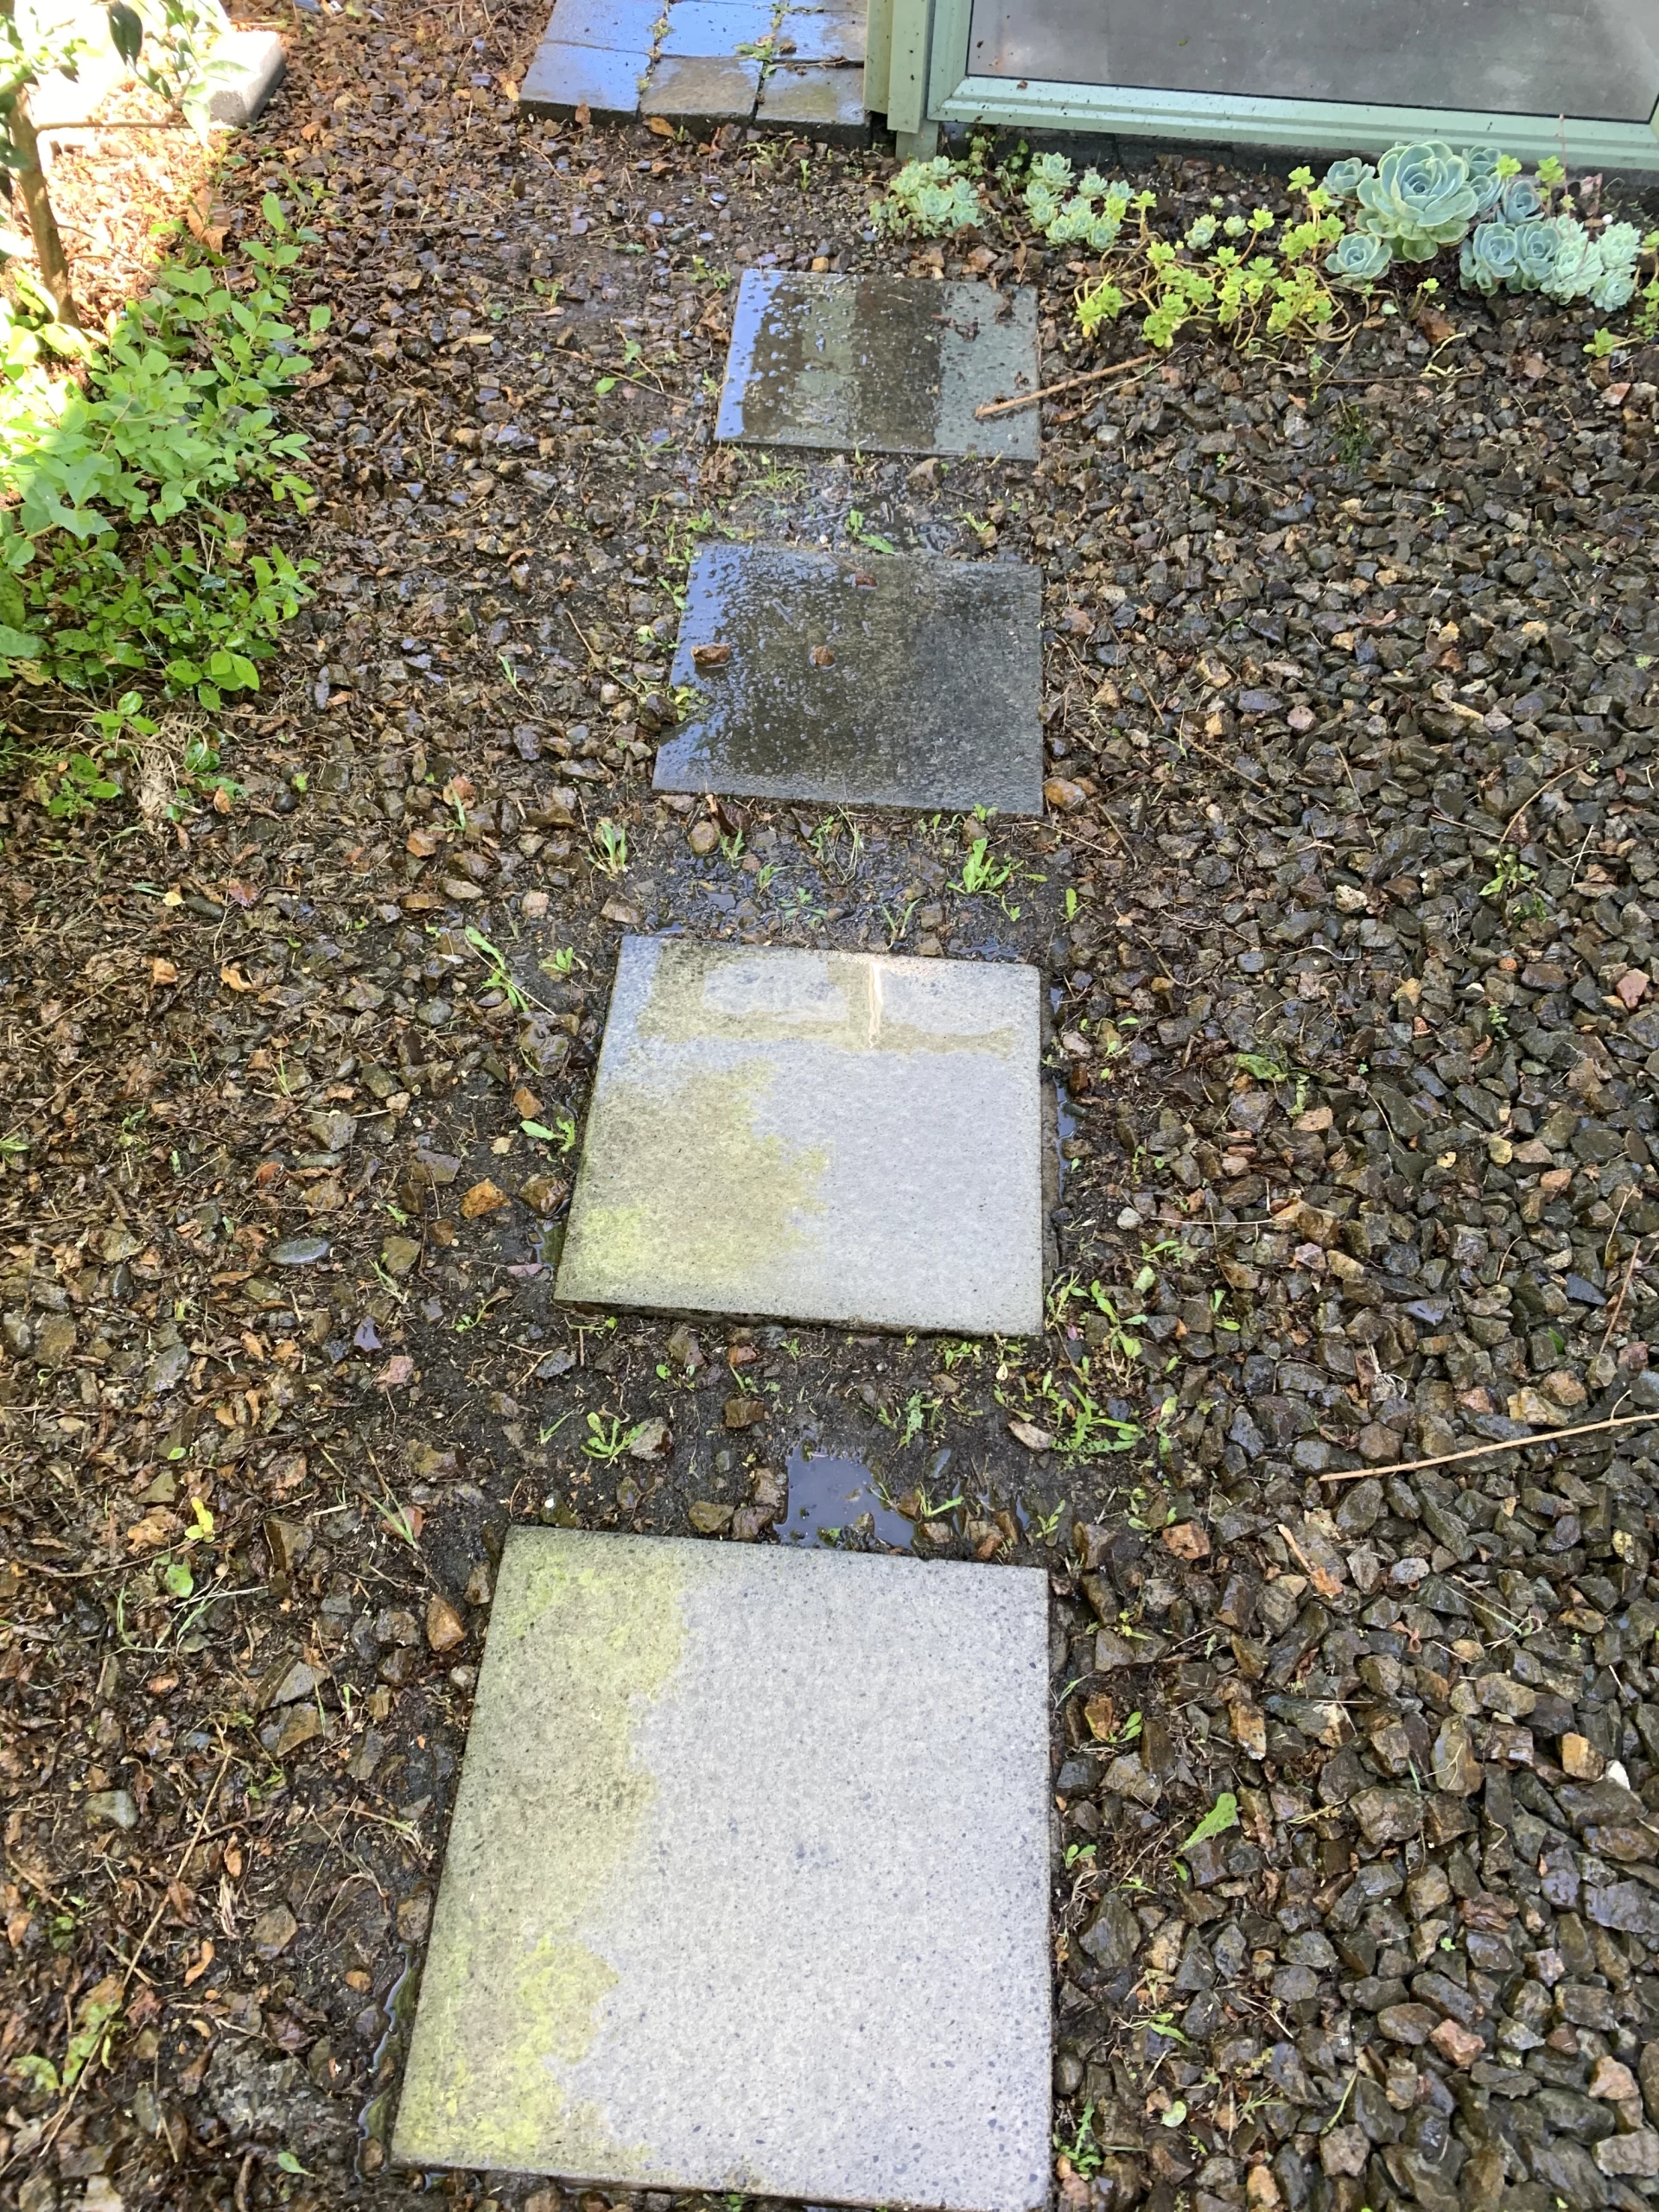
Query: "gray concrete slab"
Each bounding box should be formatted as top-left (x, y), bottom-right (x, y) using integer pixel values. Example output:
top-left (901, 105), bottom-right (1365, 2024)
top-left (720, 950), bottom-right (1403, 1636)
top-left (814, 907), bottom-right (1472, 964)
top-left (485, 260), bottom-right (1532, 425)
top-left (966, 0), bottom-right (1659, 121)
top-left (394, 1529), bottom-right (1052, 2209)
top-left (716, 271), bottom-right (1040, 461)
top-left (658, 0), bottom-right (775, 53)
top-left (778, 5), bottom-right (868, 60)
top-left (519, 38), bottom-right (649, 118)
top-left (543, 0), bottom-right (664, 51)
top-left (756, 60), bottom-right (868, 140)
top-left (204, 29), bottom-right (287, 127)
top-left (555, 938), bottom-right (1045, 1335)
top-left (654, 542), bottom-right (1043, 815)
top-left (641, 50), bottom-right (761, 122)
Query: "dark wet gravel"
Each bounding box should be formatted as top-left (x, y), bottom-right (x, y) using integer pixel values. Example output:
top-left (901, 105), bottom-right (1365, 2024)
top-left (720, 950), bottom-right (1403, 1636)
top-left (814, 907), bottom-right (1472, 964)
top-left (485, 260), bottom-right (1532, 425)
top-left (3, 7), bottom-right (1659, 2208)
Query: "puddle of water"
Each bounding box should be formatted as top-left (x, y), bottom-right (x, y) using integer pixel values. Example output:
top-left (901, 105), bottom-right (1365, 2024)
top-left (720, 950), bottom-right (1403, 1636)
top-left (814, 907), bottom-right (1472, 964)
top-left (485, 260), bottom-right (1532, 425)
top-left (779, 1446), bottom-right (914, 1549)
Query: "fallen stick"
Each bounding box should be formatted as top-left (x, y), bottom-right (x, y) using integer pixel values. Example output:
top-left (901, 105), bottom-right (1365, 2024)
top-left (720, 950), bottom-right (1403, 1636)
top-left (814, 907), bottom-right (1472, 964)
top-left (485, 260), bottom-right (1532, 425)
top-left (1320, 1408), bottom-right (1657, 1483)
top-left (975, 351), bottom-right (1159, 419)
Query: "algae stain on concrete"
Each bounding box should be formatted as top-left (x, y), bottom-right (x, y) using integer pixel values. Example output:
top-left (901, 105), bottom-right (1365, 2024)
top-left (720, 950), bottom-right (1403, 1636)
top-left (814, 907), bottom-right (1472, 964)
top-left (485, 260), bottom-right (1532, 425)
top-left (634, 941), bottom-right (1018, 1060)
top-left (559, 1058), bottom-right (830, 1308)
top-left (393, 1536), bottom-right (695, 2176)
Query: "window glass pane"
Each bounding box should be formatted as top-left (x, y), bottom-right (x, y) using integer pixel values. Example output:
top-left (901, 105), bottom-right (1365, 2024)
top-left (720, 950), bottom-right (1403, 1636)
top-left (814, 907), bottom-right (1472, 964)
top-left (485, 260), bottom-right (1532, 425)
top-left (968, 0), bottom-right (1659, 124)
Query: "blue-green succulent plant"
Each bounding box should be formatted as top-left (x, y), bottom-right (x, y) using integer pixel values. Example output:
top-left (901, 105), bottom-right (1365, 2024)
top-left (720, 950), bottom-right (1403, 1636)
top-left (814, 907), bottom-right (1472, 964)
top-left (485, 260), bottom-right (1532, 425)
top-left (1499, 176), bottom-right (1546, 224)
top-left (1322, 157), bottom-right (1373, 201)
top-left (1459, 221), bottom-right (1521, 294)
top-left (1325, 230), bottom-right (1393, 284)
top-left (1511, 219), bottom-right (1560, 290)
top-left (1464, 147), bottom-right (1504, 216)
top-left (1356, 140), bottom-right (1479, 260)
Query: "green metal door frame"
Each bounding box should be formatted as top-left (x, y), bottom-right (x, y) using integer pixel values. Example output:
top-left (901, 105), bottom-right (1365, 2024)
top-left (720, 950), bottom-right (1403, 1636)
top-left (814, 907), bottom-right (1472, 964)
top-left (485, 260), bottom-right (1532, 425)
top-left (883, 0), bottom-right (1659, 172)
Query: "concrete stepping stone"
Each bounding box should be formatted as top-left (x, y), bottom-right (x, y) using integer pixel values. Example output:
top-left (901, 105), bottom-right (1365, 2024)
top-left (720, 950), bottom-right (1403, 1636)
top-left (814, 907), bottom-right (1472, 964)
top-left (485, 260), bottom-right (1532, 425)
top-left (556, 938), bottom-right (1044, 1335)
top-left (717, 271), bottom-right (1039, 461)
top-left (756, 59), bottom-right (867, 141)
top-left (778, 4), bottom-right (867, 60)
top-left (394, 1528), bottom-right (1051, 2208)
top-left (520, 36), bottom-right (650, 119)
top-left (538, 0), bottom-right (662, 47)
top-left (658, 0), bottom-right (774, 52)
top-left (641, 50), bottom-right (760, 125)
top-left (654, 540), bottom-right (1043, 815)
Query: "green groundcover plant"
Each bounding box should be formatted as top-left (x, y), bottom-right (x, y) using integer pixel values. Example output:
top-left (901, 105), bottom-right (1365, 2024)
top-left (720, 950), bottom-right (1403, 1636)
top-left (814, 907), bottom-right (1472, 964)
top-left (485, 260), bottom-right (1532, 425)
top-left (1, 191), bottom-right (327, 742)
top-left (876, 141), bottom-right (1658, 355)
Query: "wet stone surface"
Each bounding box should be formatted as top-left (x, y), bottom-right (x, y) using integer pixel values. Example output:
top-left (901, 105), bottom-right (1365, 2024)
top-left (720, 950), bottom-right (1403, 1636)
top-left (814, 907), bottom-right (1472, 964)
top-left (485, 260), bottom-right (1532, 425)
top-left (755, 61), bottom-right (869, 144)
top-left (556, 936), bottom-right (1045, 1334)
top-left (538, 0), bottom-right (663, 50)
top-left (657, 0), bottom-right (777, 54)
top-left (395, 1527), bottom-right (1052, 2206)
top-left (716, 270), bottom-right (1041, 461)
top-left (639, 51), bottom-right (761, 125)
top-left (777, 4), bottom-right (868, 60)
top-left (517, 37), bottom-right (649, 118)
top-left (654, 540), bottom-right (1044, 815)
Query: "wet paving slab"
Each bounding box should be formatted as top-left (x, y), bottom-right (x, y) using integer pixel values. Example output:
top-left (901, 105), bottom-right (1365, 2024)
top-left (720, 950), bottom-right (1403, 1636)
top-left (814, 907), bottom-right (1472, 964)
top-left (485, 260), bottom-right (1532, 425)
top-left (393, 1527), bottom-right (1052, 2208)
top-left (658, 0), bottom-right (775, 52)
top-left (640, 50), bottom-right (761, 123)
top-left (538, 0), bottom-right (663, 49)
top-left (715, 270), bottom-right (1041, 461)
top-left (555, 937), bottom-right (1045, 1335)
top-left (755, 59), bottom-right (868, 141)
top-left (518, 37), bottom-right (650, 118)
top-left (653, 540), bottom-right (1044, 815)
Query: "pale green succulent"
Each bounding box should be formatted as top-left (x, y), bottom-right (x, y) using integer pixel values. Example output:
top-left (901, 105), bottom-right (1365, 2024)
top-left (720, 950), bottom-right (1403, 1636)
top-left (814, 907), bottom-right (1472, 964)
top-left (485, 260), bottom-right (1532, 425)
top-left (1545, 215), bottom-right (1642, 309)
top-left (878, 157), bottom-right (983, 239)
top-left (1027, 152), bottom-right (1076, 191)
top-left (1325, 230), bottom-right (1393, 284)
top-left (1356, 140), bottom-right (1479, 260)
top-left (1029, 163), bottom-right (1133, 253)
top-left (1322, 157), bottom-right (1371, 200)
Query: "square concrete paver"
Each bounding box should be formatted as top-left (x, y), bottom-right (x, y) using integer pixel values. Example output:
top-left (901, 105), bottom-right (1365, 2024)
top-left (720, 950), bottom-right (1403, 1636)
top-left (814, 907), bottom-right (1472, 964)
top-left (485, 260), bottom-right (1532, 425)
top-left (658, 0), bottom-right (775, 52)
top-left (394, 1529), bottom-right (1052, 2209)
top-left (716, 270), bottom-right (1040, 460)
top-left (778, 5), bottom-right (868, 60)
top-left (555, 938), bottom-right (1044, 1334)
top-left (654, 541), bottom-right (1043, 814)
top-left (541, 0), bottom-right (664, 48)
top-left (519, 38), bottom-right (649, 117)
top-left (756, 60), bottom-right (868, 140)
top-left (641, 50), bottom-right (760, 122)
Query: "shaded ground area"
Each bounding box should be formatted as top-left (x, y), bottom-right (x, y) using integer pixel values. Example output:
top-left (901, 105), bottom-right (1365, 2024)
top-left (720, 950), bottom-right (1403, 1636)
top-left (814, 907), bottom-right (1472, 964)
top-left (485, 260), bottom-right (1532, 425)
top-left (4, 6), bottom-right (1659, 2209)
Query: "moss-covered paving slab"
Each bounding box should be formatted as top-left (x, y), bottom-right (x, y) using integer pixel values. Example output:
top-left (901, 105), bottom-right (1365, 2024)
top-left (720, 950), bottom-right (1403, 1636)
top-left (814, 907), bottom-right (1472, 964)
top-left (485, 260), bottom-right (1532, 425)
top-left (554, 938), bottom-right (1044, 1335)
top-left (715, 270), bottom-right (1040, 461)
top-left (653, 541), bottom-right (1043, 815)
top-left (393, 1528), bottom-right (1052, 2209)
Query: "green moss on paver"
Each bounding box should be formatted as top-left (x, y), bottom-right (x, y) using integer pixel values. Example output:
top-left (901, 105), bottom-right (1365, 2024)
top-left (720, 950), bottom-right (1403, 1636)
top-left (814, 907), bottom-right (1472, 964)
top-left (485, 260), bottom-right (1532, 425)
top-left (559, 1058), bottom-right (830, 1306)
top-left (393, 1537), bottom-right (697, 2174)
top-left (556, 938), bottom-right (1044, 1333)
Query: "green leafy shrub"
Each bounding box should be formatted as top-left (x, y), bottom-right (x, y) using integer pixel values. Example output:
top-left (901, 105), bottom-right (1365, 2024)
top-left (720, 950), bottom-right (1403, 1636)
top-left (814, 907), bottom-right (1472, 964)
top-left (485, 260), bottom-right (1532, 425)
top-left (2, 193), bottom-right (326, 706)
top-left (874, 157), bottom-right (984, 238)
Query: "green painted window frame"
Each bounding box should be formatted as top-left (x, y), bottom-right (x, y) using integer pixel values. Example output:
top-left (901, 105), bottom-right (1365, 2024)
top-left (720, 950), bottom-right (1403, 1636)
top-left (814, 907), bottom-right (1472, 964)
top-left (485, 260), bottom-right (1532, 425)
top-left (893, 0), bottom-right (1659, 172)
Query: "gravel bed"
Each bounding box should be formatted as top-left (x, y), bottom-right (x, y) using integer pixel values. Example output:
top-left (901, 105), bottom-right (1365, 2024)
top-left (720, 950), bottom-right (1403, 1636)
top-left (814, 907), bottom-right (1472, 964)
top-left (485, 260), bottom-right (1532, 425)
top-left (2, 7), bottom-right (1659, 2209)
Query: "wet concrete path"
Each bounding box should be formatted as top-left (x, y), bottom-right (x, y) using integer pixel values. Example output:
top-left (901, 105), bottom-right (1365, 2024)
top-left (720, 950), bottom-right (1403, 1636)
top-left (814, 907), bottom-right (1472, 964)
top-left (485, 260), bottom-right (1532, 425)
top-left (398, 253), bottom-right (1058, 2208)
